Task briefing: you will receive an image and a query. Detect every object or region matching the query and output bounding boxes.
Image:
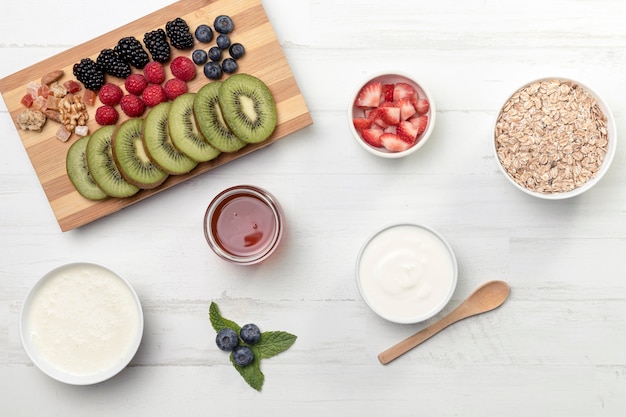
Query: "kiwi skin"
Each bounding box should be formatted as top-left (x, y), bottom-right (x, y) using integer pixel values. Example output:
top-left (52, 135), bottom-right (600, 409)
top-left (66, 135), bottom-right (108, 200)
top-left (112, 118), bottom-right (168, 189)
top-left (217, 73), bottom-right (277, 144)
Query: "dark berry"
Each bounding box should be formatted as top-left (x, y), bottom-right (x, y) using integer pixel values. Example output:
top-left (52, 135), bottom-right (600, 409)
top-left (239, 323), bottom-right (261, 345)
top-left (203, 61), bottom-right (222, 80)
top-left (214, 15), bottom-right (234, 34)
top-left (166, 17), bottom-right (194, 50)
top-left (115, 36), bottom-right (150, 69)
top-left (73, 58), bottom-right (105, 91)
top-left (143, 29), bottom-right (171, 63)
top-left (232, 346), bottom-right (254, 367)
top-left (192, 49), bottom-right (208, 65)
top-left (216, 34), bottom-right (231, 50)
top-left (194, 24), bottom-right (213, 43)
top-left (216, 328), bottom-right (239, 351)
top-left (221, 58), bottom-right (238, 74)
top-left (228, 43), bottom-right (246, 60)
top-left (96, 48), bottom-right (131, 79)
top-left (208, 46), bottom-right (222, 62)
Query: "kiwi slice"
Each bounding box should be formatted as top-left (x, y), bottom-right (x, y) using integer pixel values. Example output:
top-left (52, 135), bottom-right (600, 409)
top-left (169, 93), bottom-right (221, 162)
top-left (66, 135), bottom-right (108, 200)
top-left (144, 102), bottom-right (198, 175)
top-left (217, 73), bottom-right (277, 144)
top-left (86, 125), bottom-right (140, 198)
top-left (112, 118), bottom-right (168, 189)
top-left (193, 82), bottom-right (247, 153)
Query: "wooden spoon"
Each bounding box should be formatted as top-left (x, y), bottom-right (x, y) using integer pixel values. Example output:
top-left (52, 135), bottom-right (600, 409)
top-left (378, 280), bottom-right (510, 365)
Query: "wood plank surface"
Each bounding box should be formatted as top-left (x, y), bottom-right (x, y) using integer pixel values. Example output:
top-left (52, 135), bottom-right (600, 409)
top-left (0, 0), bottom-right (312, 232)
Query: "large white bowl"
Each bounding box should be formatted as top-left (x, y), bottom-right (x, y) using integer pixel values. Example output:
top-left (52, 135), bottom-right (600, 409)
top-left (493, 77), bottom-right (616, 199)
top-left (19, 262), bottom-right (144, 385)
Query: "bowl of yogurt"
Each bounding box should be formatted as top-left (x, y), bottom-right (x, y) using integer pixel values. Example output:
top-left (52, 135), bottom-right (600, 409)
top-left (19, 262), bottom-right (144, 385)
top-left (356, 224), bottom-right (458, 324)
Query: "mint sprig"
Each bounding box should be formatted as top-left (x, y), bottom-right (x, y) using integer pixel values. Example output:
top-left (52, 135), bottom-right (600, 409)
top-left (209, 302), bottom-right (297, 391)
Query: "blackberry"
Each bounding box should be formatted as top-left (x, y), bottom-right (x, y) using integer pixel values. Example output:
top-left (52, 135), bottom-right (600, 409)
top-left (96, 48), bottom-right (131, 79)
top-left (115, 36), bottom-right (150, 69)
top-left (143, 29), bottom-right (171, 63)
top-left (73, 58), bottom-right (105, 91)
top-left (166, 17), bottom-right (194, 50)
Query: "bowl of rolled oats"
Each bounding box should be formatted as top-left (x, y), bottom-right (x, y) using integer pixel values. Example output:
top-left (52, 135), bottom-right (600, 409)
top-left (493, 77), bottom-right (616, 199)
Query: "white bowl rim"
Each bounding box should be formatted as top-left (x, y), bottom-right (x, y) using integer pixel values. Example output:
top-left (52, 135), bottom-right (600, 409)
top-left (348, 70), bottom-right (437, 159)
top-left (355, 223), bottom-right (458, 324)
top-left (19, 262), bottom-right (144, 385)
top-left (492, 76), bottom-right (617, 200)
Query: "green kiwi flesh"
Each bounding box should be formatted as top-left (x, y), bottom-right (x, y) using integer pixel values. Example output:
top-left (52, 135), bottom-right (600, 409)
top-left (86, 125), bottom-right (140, 198)
top-left (113, 118), bottom-right (168, 189)
top-left (169, 93), bottom-right (221, 162)
top-left (144, 102), bottom-right (198, 175)
top-left (217, 73), bottom-right (277, 144)
top-left (66, 135), bottom-right (108, 200)
top-left (193, 82), bottom-right (247, 153)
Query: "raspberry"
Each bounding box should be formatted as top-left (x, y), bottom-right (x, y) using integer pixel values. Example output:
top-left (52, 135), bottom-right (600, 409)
top-left (170, 56), bottom-right (196, 81)
top-left (95, 105), bottom-right (119, 126)
top-left (125, 74), bottom-right (148, 95)
top-left (143, 61), bottom-right (166, 85)
top-left (98, 83), bottom-right (123, 106)
top-left (120, 94), bottom-right (146, 117)
top-left (142, 84), bottom-right (167, 107)
top-left (163, 78), bottom-right (188, 101)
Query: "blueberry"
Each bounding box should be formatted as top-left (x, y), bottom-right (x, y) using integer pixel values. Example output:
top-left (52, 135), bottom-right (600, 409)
top-left (239, 323), bottom-right (261, 344)
top-left (221, 58), bottom-right (238, 75)
top-left (215, 328), bottom-right (239, 351)
top-left (194, 24), bottom-right (213, 43)
top-left (203, 61), bottom-right (222, 80)
top-left (228, 43), bottom-right (245, 60)
top-left (232, 346), bottom-right (254, 367)
top-left (192, 49), bottom-right (207, 65)
top-left (214, 15), bottom-right (234, 34)
top-left (216, 34), bottom-right (231, 50)
top-left (208, 46), bottom-right (222, 62)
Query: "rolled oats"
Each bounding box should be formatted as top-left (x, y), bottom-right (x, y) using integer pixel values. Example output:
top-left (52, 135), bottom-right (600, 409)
top-left (494, 79), bottom-right (609, 194)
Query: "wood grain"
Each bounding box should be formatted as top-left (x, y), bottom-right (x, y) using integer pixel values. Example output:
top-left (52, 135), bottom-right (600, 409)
top-left (0, 0), bottom-right (312, 232)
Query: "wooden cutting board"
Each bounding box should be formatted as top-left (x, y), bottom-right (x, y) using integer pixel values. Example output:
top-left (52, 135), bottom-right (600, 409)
top-left (0, 0), bottom-right (312, 232)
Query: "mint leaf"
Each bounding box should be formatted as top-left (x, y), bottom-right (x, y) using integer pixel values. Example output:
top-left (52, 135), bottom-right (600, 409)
top-left (209, 302), bottom-right (241, 333)
top-left (256, 331), bottom-right (297, 360)
top-left (230, 354), bottom-right (264, 391)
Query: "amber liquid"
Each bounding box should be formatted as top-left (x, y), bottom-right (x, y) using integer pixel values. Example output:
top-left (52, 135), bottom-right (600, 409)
top-left (211, 193), bottom-right (277, 257)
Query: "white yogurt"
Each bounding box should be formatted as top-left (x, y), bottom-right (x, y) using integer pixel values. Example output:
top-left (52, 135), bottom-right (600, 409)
top-left (357, 224), bottom-right (457, 323)
top-left (21, 263), bottom-right (142, 383)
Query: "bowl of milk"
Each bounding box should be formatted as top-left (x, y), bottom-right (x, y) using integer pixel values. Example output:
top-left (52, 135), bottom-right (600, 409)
top-left (356, 224), bottom-right (458, 324)
top-left (19, 262), bottom-right (144, 385)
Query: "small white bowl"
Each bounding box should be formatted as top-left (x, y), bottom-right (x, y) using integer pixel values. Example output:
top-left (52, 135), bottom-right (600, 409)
top-left (348, 71), bottom-right (436, 158)
top-left (356, 224), bottom-right (458, 324)
top-left (493, 77), bottom-right (616, 199)
top-left (19, 262), bottom-right (143, 385)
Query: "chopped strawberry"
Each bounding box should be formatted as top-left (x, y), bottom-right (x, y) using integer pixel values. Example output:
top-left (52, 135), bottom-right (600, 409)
top-left (395, 98), bottom-right (417, 121)
top-left (396, 120), bottom-right (419, 144)
top-left (353, 117), bottom-right (372, 131)
top-left (380, 132), bottom-right (411, 152)
top-left (409, 115), bottom-right (429, 135)
top-left (361, 126), bottom-right (384, 148)
top-left (393, 82), bottom-right (416, 101)
top-left (355, 81), bottom-right (382, 108)
top-left (382, 84), bottom-right (395, 102)
top-left (415, 98), bottom-right (430, 115)
top-left (377, 106), bottom-right (400, 126)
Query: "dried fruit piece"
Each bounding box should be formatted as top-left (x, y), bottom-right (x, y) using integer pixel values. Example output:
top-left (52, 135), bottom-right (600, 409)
top-left (41, 70), bottom-right (64, 86)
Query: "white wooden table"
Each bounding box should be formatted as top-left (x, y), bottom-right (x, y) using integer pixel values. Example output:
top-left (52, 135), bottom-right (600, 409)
top-left (1, 0), bottom-right (625, 415)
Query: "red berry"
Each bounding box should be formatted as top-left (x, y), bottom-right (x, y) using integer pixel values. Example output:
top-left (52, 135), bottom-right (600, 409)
top-left (163, 78), bottom-right (187, 101)
top-left (98, 83), bottom-right (124, 106)
top-left (95, 105), bottom-right (119, 126)
top-left (170, 56), bottom-right (196, 81)
top-left (142, 84), bottom-right (167, 107)
top-left (355, 82), bottom-right (382, 108)
top-left (144, 61), bottom-right (166, 85)
top-left (125, 74), bottom-right (148, 95)
top-left (120, 94), bottom-right (146, 117)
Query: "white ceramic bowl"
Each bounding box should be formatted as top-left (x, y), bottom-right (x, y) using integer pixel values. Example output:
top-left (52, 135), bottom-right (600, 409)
top-left (356, 224), bottom-right (458, 324)
top-left (493, 77), bottom-right (616, 199)
top-left (19, 262), bottom-right (144, 385)
top-left (348, 71), bottom-right (436, 158)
